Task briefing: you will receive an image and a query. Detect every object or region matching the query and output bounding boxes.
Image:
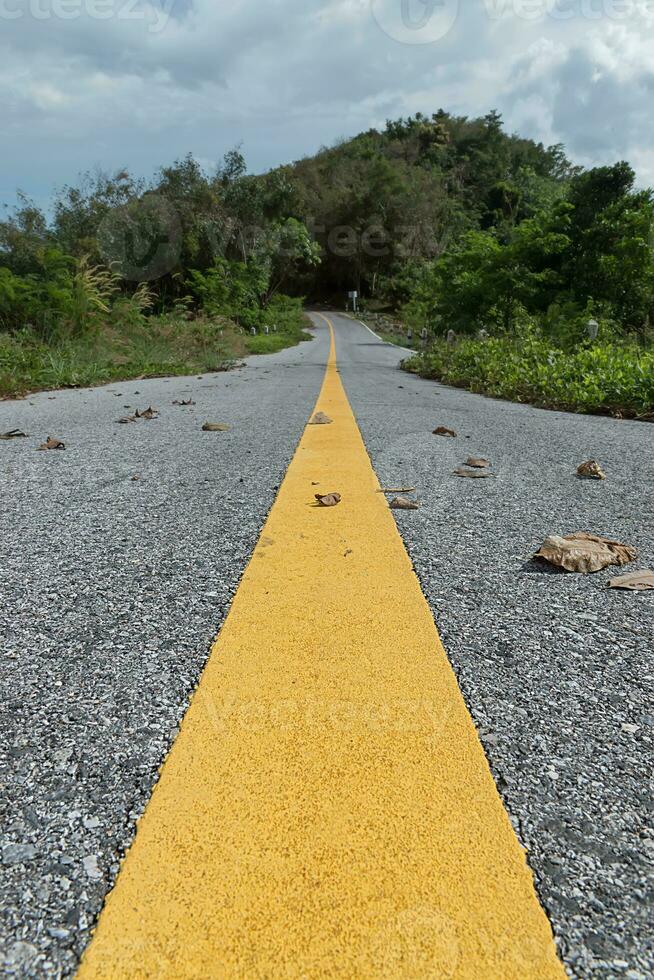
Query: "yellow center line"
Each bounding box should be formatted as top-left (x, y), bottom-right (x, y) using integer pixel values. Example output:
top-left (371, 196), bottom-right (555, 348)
top-left (78, 315), bottom-right (565, 978)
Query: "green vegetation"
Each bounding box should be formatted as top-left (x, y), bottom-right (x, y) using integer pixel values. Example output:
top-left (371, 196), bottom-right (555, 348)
top-left (0, 156), bottom-right (317, 396)
top-left (404, 328), bottom-right (654, 418)
top-left (276, 111), bottom-right (652, 418)
top-left (0, 305), bottom-right (310, 399)
top-left (2, 109), bottom-right (653, 414)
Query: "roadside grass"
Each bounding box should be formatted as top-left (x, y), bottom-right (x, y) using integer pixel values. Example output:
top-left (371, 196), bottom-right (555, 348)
top-left (404, 334), bottom-right (654, 419)
top-left (0, 311), bottom-right (312, 399)
top-left (375, 329), bottom-right (417, 350)
top-left (245, 326), bottom-right (313, 355)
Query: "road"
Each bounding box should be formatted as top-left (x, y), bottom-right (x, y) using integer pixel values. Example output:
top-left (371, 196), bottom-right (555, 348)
top-left (1, 312), bottom-right (652, 978)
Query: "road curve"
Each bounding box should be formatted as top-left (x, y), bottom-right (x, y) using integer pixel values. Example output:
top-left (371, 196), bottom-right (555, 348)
top-left (0, 313), bottom-right (652, 978)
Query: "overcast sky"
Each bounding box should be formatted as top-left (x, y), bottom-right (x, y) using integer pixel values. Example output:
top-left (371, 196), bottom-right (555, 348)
top-left (2, 0), bottom-right (653, 210)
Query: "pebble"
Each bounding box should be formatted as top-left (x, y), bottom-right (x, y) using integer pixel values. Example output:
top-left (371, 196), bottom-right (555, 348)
top-left (2, 844), bottom-right (37, 866)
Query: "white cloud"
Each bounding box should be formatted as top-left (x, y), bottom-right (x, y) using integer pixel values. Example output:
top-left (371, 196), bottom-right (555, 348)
top-left (1, 0), bottom-right (653, 209)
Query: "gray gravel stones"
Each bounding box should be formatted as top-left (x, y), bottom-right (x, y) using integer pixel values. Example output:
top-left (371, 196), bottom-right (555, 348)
top-left (0, 334), bottom-right (326, 977)
top-left (333, 313), bottom-right (654, 980)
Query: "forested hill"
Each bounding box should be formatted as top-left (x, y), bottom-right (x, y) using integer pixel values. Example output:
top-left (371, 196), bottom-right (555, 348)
top-left (275, 110), bottom-right (578, 300)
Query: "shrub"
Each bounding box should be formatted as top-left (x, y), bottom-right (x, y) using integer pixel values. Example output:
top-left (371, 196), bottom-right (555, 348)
top-left (404, 329), bottom-right (654, 417)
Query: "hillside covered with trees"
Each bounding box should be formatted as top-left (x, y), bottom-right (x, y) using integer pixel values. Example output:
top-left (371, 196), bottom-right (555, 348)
top-left (1, 110), bottom-right (653, 413)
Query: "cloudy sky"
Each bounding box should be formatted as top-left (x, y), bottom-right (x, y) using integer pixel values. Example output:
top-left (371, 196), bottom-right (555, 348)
top-left (2, 0), bottom-right (653, 209)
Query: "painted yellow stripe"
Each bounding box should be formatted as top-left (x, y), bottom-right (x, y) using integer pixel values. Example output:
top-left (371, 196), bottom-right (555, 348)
top-left (78, 316), bottom-right (564, 979)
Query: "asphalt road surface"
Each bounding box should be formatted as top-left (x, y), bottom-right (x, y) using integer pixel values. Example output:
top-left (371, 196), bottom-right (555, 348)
top-left (1, 312), bottom-right (652, 978)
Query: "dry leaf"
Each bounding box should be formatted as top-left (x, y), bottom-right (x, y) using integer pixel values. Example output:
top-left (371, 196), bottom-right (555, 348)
top-left (173, 399), bottom-right (195, 406)
top-left (202, 422), bottom-right (230, 432)
top-left (117, 406), bottom-right (159, 423)
top-left (433, 426), bottom-right (457, 437)
top-left (608, 570), bottom-right (654, 591)
top-left (136, 406), bottom-right (158, 420)
top-left (577, 460), bottom-right (606, 480)
top-left (309, 412), bottom-right (333, 425)
top-left (315, 492), bottom-right (341, 507)
top-left (0, 429), bottom-right (27, 440)
top-left (453, 467), bottom-right (493, 479)
top-left (534, 532), bottom-right (637, 574)
top-left (390, 497), bottom-right (420, 510)
top-left (37, 437), bottom-right (65, 451)
top-left (465, 457), bottom-right (490, 469)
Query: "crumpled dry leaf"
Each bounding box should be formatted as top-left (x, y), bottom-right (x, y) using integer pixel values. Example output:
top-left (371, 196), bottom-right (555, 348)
top-left (202, 422), bottom-right (230, 432)
top-left (465, 457), bottom-right (490, 469)
top-left (534, 532), bottom-right (637, 574)
top-left (37, 437), bottom-right (65, 451)
top-left (433, 426), bottom-right (457, 437)
top-left (315, 492), bottom-right (341, 507)
top-left (390, 496), bottom-right (420, 510)
top-left (309, 412), bottom-right (333, 425)
top-left (577, 460), bottom-right (606, 480)
top-left (453, 467), bottom-right (493, 479)
top-left (608, 570), bottom-right (654, 591)
top-left (117, 406), bottom-right (159, 424)
top-left (173, 399), bottom-right (195, 406)
top-left (0, 429), bottom-right (27, 440)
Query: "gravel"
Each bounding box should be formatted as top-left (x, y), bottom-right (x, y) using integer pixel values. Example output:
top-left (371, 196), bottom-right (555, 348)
top-left (334, 312), bottom-right (654, 980)
top-left (0, 333), bottom-right (326, 977)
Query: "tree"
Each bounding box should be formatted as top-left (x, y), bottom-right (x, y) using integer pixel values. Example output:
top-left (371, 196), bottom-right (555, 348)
top-left (564, 163), bottom-right (654, 328)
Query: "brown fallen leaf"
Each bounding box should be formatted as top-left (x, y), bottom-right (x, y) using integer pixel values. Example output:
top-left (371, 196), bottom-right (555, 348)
top-left (453, 467), bottom-right (493, 479)
top-left (309, 412), bottom-right (333, 425)
top-left (202, 422), bottom-right (230, 432)
top-left (173, 399), bottom-right (195, 406)
top-left (608, 570), bottom-right (654, 591)
top-left (390, 497), bottom-right (420, 510)
top-left (465, 457), bottom-right (490, 469)
top-left (37, 437), bottom-right (65, 451)
top-left (534, 532), bottom-right (637, 574)
top-left (315, 492), bottom-right (341, 507)
top-left (577, 460), bottom-right (606, 480)
top-left (117, 406), bottom-right (160, 424)
top-left (0, 429), bottom-right (27, 440)
top-left (433, 426), bottom-right (457, 437)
